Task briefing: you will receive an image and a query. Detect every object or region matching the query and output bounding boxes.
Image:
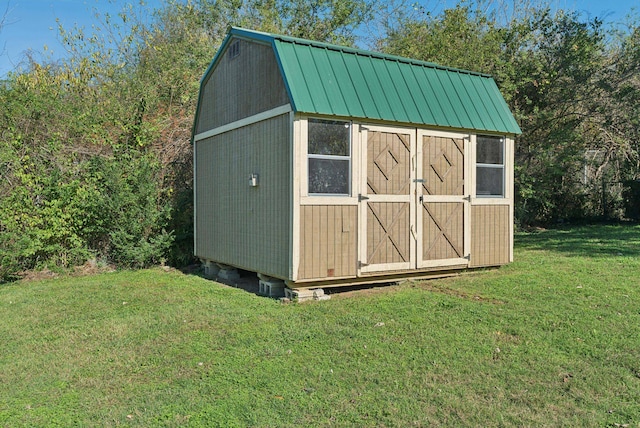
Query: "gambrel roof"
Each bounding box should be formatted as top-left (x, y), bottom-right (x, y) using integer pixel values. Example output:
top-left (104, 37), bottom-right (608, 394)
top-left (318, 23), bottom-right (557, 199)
top-left (197, 27), bottom-right (521, 135)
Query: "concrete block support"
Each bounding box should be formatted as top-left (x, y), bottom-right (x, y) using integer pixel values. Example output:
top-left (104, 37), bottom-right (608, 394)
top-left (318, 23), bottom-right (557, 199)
top-left (202, 260), bottom-right (220, 279)
top-left (217, 263), bottom-right (240, 281)
top-left (284, 288), bottom-right (330, 302)
top-left (259, 278), bottom-right (286, 298)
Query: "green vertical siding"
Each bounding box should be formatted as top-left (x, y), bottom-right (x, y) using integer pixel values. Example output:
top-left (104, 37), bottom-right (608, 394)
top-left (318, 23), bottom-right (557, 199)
top-left (194, 114), bottom-right (291, 279)
top-left (194, 39), bottom-right (289, 134)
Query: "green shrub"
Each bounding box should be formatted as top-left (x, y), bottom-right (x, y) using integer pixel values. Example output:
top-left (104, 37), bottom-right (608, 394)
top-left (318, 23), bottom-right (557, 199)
top-left (0, 139), bottom-right (173, 281)
top-left (83, 150), bottom-right (174, 268)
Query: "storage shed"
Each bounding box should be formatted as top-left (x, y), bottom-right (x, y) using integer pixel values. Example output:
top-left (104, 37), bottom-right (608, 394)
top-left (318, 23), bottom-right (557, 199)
top-left (193, 27), bottom-right (521, 294)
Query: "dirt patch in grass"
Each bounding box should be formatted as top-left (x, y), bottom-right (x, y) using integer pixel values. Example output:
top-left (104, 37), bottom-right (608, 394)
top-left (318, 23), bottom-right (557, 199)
top-left (325, 282), bottom-right (400, 299)
top-left (17, 260), bottom-right (117, 282)
top-left (412, 280), bottom-right (506, 304)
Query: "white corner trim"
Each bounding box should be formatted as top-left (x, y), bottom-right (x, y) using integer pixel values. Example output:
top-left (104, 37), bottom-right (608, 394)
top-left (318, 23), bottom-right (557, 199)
top-left (193, 104), bottom-right (292, 142)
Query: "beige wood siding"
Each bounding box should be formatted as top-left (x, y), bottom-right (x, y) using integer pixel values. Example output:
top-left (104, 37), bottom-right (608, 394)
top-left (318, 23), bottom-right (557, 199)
top-left (298, 205), bottom-right (357, 280)
top-left (470, 205), bottom-right (510, 267)
top-left (419, 132), bottom-right (467, 267)
top-left (366, 131), bottom-right (411, 195)
top-left (194, 114), bottom-right (291, 278)
top-left (367, 202), bottom-right (411, 265)
top-left (360, 127), bottom-right (414, 273)
top-left (422, 202), bottom-right (464, 260)
top-left (422, 135), bottom-right (464, 196)
top-left (195, 38), bottom-right (289, 134)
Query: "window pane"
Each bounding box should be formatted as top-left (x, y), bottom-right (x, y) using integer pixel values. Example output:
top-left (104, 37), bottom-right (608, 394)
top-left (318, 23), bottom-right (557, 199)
top-left (477, 136), bottom-right (503, 165)
top-left (309, 119), bottom-right (350, 156)
top-left (476, 166), bottom-right (504, 196)
top-left (309, 158), bottom-right (349, 194)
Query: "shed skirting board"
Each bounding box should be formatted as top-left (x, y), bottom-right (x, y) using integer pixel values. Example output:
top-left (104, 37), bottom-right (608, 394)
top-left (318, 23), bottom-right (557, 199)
top-left (193, 104), bottom-right (292, 142)
top-left (286, 266), bottom-right (468, 289)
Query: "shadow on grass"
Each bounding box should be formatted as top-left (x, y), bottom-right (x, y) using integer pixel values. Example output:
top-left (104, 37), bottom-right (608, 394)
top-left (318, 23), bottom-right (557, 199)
top-left (185, 267), bottom-right (262, 295)
top-left (187, 265), bottom-right (400, 299)
top-left (516, 223), bottom-right (640, 258)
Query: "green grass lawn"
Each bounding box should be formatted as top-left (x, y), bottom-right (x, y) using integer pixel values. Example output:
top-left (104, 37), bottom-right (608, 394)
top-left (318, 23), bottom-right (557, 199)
top-left (1, 225), bottom-right (639, 427)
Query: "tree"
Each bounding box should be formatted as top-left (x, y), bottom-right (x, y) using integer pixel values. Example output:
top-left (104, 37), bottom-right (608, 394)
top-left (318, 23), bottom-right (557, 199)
top-left (0, 2), bottom-right (11, 57)
top-left (379, 2), bottom-right (504, 74)
top-left (0, 0), bottom-right (380, 280)
top-left (377, 2), bottom-right (632, 225)
top-left (132, 0), bottom-right (378, 264)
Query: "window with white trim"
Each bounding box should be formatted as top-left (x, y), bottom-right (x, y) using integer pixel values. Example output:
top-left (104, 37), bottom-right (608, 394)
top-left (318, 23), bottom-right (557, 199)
top-left (476, 135), bottom-right (505, 197)
top-left (307, 119), bottom-right (351, 195)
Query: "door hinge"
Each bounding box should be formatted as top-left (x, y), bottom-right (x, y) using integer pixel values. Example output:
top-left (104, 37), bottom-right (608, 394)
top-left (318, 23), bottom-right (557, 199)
top-left (358, 194), bottom-right (370, 202)
top-left (464, 254), bottom-right (471, 261)
top-left (358, 261), bottom-right (369, 268)
top-left (463, 195), bottom-right (471, 202)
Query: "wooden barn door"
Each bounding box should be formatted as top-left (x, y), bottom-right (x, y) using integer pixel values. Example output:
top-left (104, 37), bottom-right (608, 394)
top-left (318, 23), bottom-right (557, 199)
top-left (358, 127), bottom-right (469, 275)
top-left (359, 126), bottom-right (415, 273)
top-left (417, 131), bottom-right (470, 268)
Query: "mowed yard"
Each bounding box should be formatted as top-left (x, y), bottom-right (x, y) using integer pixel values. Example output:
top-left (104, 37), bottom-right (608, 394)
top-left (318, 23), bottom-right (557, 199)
top-left (1, 225), bottom-right (639, 427)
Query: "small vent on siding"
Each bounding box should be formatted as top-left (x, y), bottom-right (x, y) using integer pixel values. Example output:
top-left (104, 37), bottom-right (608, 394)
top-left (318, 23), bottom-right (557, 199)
top-left (228, 40), bottom-right (241, 61)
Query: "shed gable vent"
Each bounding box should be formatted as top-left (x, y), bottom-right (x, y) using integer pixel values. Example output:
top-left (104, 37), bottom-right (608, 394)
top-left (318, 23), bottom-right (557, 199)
top-left (228, 40), bottom-right (241, 61)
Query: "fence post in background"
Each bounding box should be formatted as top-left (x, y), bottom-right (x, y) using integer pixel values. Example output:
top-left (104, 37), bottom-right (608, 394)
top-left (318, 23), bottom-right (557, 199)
top-left (602, 176), bottom-right (607, 220)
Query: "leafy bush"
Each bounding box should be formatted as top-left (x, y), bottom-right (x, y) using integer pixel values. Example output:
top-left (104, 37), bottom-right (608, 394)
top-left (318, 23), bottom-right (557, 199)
top-left (0, 136), bottom-right (93, 280)
top-left (0, 134), bottom-right (173, 281)
top-left (86, 151), bottom-right (174, 268)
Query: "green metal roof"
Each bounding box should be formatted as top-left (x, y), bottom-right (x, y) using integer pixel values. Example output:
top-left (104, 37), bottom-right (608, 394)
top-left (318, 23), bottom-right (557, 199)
top-left (208, 27), bottom-right (521, 135)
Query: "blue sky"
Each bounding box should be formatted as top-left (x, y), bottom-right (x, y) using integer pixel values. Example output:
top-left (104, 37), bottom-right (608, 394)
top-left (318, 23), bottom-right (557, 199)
top-left (1, 0), bottom-right (638, 77)
top-left (0, 0), bottom-right (165, 76)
